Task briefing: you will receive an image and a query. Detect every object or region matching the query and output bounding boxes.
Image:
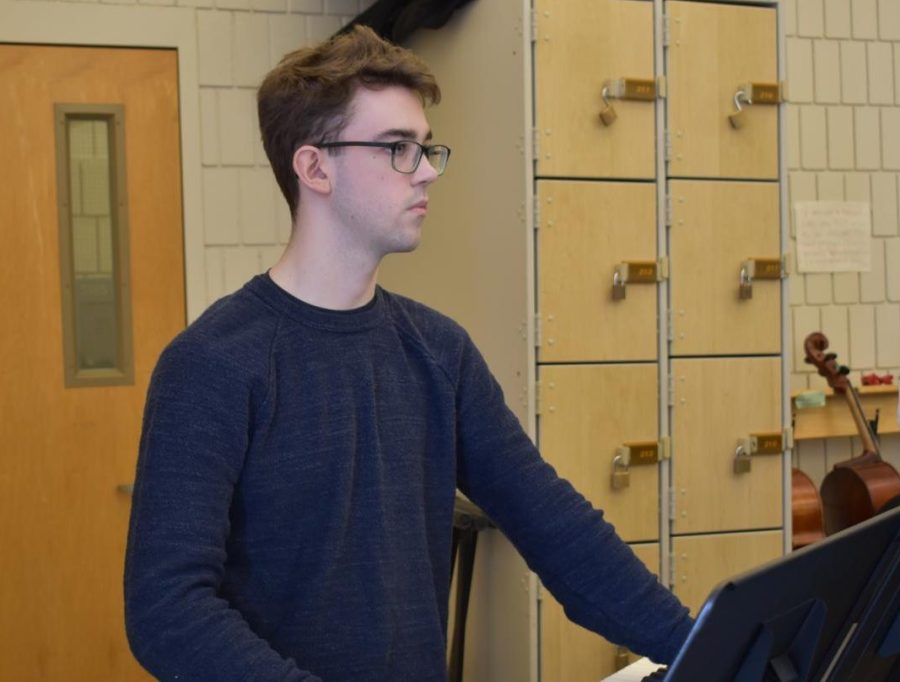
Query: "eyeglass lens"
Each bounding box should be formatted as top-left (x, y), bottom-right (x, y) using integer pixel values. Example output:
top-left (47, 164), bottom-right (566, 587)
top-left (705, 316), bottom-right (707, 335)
top-left (392, 142), bottom-right (449, 175)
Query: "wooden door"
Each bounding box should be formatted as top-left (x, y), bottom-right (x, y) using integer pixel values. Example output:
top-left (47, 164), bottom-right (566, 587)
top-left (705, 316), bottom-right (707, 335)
top-left (0, 45), bottom-right (185, 680)
top-left (671, 357), bottom-right (783, 535)
top-left (541, 543), bottom-right (659, 681)
top-left (539, 364), bottom-right (659, 542)
top-left (534, 0), bottom-right (656, 179)
top-left (672, 531), bottom-right (782, 616)
top-left (538, 180), bottom-right (657, 363)
top-left (669, 180), bottom-right (781, 356)
top-left (666, 1), bottom-right (778, 179)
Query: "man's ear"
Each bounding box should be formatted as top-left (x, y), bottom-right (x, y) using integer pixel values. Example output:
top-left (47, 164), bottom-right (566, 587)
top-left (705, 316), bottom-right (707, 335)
top-left (292, 145), bottom-right (332, 196)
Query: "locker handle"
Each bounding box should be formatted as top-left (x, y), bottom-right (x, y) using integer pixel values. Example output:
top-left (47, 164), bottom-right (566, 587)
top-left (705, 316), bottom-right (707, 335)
top-left (599, 77), bottom-right (656, 126)
top-left (738, 257), bottom-right (783, 300)
top-left (612, 260), bottom-right (660, 300)
top-left (729, 82), bottom-right (783, 129)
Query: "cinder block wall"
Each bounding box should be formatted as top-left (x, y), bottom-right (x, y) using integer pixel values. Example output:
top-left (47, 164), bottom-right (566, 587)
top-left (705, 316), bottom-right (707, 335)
top-left (784, 0), bottom-right (900, 479)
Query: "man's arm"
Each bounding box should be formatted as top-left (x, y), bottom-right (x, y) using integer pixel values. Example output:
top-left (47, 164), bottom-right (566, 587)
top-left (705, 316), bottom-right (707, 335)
top-left (452, 337), bottom-right (693, 665)
top-left (124, 341), bottom-right (321, 681)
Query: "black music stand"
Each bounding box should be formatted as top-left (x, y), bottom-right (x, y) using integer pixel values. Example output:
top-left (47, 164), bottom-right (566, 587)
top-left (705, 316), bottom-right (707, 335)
top-left (662, 506), bottom-right (900, 682)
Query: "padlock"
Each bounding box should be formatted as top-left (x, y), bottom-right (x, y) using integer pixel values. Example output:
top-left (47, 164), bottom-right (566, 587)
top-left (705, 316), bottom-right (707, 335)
top-left (612, 267), bottom-right (627, 300)
top-left (599, 104), bottom-right (618, 126)
top-left (733, 443), bottom-right (752, 474)
top-left (739, 263), bottom-right (753, 300)
top-left (611, 454), bottom-right (630, 490)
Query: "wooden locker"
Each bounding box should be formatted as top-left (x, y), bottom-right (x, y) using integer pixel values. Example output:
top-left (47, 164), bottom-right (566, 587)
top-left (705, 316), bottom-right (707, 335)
top-left (539, 364), bottom-right (660, 543)
top-left (540, 543), bottom-right (660, 682)
top-left (671, 531), bottom-right (783, 616)
top-left (393, 1), bottom-right (789, 680)
top-left (666, 1), bottom-right (779, 179)
top-left (671, 357), bottom-right (783, 534)
top-left (535, 0), bottom-right (655, 179)
top-left (669, 180), bottom-right (781, 356)
top-left (538, 180), bottom-right (657, 363)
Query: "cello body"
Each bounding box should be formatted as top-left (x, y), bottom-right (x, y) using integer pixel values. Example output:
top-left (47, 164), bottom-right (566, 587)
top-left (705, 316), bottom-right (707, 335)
top-left (791, 467), bottom-right (825, 549)
top-left (820, 452), bottom-right (900, 534)
top-left (804, 332), bottom-right (900, 535)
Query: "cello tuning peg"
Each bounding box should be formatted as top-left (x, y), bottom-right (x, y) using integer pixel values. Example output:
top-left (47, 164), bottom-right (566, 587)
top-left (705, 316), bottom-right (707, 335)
top-left (838, 365), bottom-right (850, 375)
top-left (825, 353), bottom-right (837, 361)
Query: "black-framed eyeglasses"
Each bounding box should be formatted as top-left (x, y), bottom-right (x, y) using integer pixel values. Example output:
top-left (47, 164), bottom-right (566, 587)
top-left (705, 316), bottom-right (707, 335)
top-left (317, 140), bottom-right (451, 175)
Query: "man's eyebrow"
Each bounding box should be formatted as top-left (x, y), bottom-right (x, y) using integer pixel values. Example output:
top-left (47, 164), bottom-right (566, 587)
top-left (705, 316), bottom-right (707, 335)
top-left (374, 128), bottom-right (433, 142)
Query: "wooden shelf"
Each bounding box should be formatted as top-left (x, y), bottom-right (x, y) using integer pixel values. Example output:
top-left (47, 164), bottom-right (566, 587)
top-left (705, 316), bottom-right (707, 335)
top-left (793, 385), bottom-right (899, 441)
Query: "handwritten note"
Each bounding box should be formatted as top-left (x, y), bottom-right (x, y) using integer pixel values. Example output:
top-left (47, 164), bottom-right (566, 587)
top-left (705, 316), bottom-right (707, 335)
top-left (795, 201), bottom-right (871, 273)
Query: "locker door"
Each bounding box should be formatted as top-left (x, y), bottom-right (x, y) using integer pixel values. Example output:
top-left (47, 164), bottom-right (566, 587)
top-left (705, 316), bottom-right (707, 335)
top-left (672, 531), bottom-right (783, 615)
top-left (541, 543), bottom-right (659, 682)
top-left (534, 0), bottom-right (655, 179)
top-left (538, 181), bottom-right (657, 363)
top-left (539, 364), bottom-right (659, 543)
top-left (666, 1), bottom-right (778, 179)
top-left (669, 180), bottom-right (781, 356)
top-left (671, 357), bottom-right (783, 534)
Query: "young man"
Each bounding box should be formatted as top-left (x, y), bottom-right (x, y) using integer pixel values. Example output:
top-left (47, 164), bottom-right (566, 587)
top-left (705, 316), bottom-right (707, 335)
top-left (124, 26), bottom-right (692, 681)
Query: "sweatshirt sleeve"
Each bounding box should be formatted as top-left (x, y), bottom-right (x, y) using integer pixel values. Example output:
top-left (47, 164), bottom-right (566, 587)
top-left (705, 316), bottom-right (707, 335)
top-left (452, 335), bottom-right (693, 665)
top-left (123, 338), bottom-right (322, 682)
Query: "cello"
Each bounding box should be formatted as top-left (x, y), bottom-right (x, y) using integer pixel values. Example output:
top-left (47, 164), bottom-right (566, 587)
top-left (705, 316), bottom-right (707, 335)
top-left (804, 332), bottom-right (900, 535)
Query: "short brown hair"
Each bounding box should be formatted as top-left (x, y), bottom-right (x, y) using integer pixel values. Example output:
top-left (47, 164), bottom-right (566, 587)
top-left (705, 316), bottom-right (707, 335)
top-left (258, 25), bottom-right (441, 218)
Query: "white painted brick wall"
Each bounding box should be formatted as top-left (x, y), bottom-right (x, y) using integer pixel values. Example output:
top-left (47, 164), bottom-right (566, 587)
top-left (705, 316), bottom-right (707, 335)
top-left (218, 88), bottom-right (258, 165)
top-left (814, 40), bottom-right (841, 103)
top-left (860, 238), bottom-right (886, 302)
top-left (787, 106), bottom-right (801, 168)
top-left (202, 167), bottom-right (241, 245)
top-left (239, 167), bottom-right (278, 244)
top-left (197, 10), bottom-right (233, 86)
top-left (872, 173), bottom-right (899, 236)
top-left (883, 109), bottom-right (900, 169)
top-left (824, 0), bottom-right (851, 38)
top-left (878, 0), bottom-right (900, 40)
top-left (887, 239), bottom-right (900, 301)
top-left (801, 105), bottom-right (828, 168)
top-left (821, 305), bottom-right (850, 356)
top-left (875, 303), bottom-right (900, 366)
top-left (817, 171), bottom-right (844, 199)
top-left (840, 41), bottom-right (867, 104)
top-left (798, 0), bottom-right (825, 38)
top-left (200, 89), bottom-right (220, 165)
top-left (789, 38), bottom-right (814, 103)
top-left (854, 107), bottom-right (881, 169)
top-left (833, 272), bottom-right (860, 303)
top-left (851, 0), bottom-right (878, 40)
top-left (849, 303), bottom-right (877, 368)
top-left (805, 273), bottom-right (833, 303)
top-left (869, 42), bottom-right (895, 106)
top-left (895, 46), bottom-right (900, 105)
top-left (233, 12), bottom-right (271, 87)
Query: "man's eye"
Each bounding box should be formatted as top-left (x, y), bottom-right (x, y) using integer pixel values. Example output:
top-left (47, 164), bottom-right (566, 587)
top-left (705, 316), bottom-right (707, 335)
top-left (393, 141), bottom-right (415, 156)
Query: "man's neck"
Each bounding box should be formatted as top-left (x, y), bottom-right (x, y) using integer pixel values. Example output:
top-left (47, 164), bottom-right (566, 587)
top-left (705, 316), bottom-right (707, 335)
top-left (269, 220), bottom-right (380, 311)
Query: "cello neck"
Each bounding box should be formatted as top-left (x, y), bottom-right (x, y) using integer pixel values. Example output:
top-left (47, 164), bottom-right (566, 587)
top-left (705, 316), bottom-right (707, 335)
top-left (842, 383), bottom-right (880, 457)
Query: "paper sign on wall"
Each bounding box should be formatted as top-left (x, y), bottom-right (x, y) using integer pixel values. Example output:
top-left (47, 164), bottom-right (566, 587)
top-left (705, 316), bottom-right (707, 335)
top-left (794, 201), bottom-right (871, 273)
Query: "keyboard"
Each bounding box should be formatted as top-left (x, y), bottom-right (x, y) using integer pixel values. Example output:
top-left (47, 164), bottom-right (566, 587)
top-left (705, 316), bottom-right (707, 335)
top-left (599, 657), bottom-right (666, 681)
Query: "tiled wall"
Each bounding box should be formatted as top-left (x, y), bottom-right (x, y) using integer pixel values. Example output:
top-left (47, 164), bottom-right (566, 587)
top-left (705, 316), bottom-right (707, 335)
top-left (784, 0), bottom-right (900, 477)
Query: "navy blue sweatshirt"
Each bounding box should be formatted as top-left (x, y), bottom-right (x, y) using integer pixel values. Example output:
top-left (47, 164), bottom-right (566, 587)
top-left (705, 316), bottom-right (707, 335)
top-left (124, 274), bottom-right (692, 681)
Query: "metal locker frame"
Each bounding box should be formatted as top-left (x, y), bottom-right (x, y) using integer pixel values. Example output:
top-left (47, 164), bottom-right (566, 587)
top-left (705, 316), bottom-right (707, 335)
top-left (382, 0), bottom-right (791, 680)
